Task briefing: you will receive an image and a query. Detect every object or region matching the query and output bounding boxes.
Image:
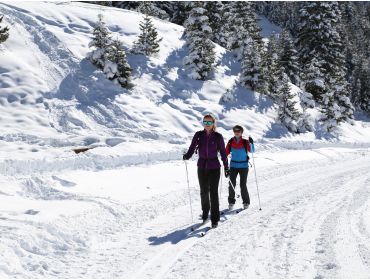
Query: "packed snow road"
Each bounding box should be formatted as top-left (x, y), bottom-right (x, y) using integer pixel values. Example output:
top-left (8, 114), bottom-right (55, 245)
top-left (1, 147), bottom-right (370, 278)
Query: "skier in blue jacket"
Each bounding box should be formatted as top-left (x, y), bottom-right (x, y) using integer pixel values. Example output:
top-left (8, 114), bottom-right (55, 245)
top-left (225, 125), bottom-right (255, 210)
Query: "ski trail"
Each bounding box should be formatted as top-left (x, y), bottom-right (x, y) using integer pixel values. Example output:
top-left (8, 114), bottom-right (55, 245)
top-left (164, 155), bottom-right (370, 278)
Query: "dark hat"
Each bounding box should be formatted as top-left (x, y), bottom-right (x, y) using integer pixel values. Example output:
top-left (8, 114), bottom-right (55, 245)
top-left (233, 125), bottom-right (244, 133)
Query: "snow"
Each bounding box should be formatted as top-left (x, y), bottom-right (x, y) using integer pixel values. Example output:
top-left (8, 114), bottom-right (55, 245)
top-left (0, 1), bottom-right (370, 278)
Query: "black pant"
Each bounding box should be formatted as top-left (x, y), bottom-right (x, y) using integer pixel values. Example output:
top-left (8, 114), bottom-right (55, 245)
top-left (228, 168), bottom-right (250, 205)
top-left (197, 168), bottom-right (220, 224)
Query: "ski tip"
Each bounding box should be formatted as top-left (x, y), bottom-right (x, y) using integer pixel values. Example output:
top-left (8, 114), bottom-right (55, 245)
top-left (200, 232), bottom-right (205, 237)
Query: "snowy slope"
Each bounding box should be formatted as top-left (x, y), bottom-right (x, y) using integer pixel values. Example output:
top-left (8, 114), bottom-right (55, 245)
top-left (1, 2), bottom-right (370, 278)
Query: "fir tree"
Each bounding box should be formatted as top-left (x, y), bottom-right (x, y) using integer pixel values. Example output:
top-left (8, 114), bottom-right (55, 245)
top-left (136, 1), bottom-right (169, 20)
top-left (0, 15), bottom-right (10, 44)
top-left (278, 29), bottom-right (300, 85)
top-left (183, 2), bottom-right (215, 80)
top-left (204, 1), bottom-right (224, 45)
top-left (277, 75), bottom-right (301, 133)
top-left (87, 14), bottom-right (111, 70)
top-left (261, 34), bottom-right (284, 100)
top-left (240, 39), bottom-right (261, 91)
top-left (132, 13), bottom-right (162, 56)
top-left (104, 39), bottom-right (133, 88)
top-left (223, 2), bottom-right (262, 60)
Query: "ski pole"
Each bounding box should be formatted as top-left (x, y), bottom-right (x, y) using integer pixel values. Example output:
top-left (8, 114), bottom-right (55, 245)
top-left (228, 177), bottom-right (240, 198)
top-left (219, 167), bottom-right (223, 199)
top-left (184, 160), bottom-right (194, 223)
top-left (251, 152), bottom-right (262, 211)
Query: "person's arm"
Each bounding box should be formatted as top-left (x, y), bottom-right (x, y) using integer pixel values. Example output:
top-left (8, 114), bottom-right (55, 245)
top-left (225, 140), bottom-right (231, 156)
top-left (219, 136), bottom-right (229, 168)
top-left (183, 132), bottom-right (199, 160)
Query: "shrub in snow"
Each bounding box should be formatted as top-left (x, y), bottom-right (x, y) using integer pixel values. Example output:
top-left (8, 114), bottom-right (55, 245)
top-left (221, 89), bottom-right (234, 103)
top-left (87, 14), bottom-right (111, 70)
top-left (132, 13), bottom-right (162, 56)
top-left (105, 39), bottom-right (133, 88)
top-left (183, 2), bottom-right (215, 80)
top-left (0, 15), bottom-right (9, 44)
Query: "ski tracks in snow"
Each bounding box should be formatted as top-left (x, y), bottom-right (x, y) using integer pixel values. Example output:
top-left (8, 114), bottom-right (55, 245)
top-left (156, 153), bottom-right (370, 278)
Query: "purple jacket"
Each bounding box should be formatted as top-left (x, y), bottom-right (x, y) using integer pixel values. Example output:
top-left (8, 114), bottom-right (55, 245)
top-left (184, 130), bottom-right (229, 169)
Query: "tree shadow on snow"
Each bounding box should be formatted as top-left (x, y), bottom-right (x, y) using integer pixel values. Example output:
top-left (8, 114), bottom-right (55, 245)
top-left (49, 59), bottom-right (141, 132)
top-left (220, 83), bottom-right (274, 114)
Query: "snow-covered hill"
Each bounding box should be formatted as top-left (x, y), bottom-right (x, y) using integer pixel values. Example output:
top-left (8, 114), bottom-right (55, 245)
top-left (1, 2), bottom-right (370, 278)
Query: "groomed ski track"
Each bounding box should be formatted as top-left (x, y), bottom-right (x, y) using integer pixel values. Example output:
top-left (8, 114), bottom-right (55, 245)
top-left (1, 147), bottom-right (370, 278)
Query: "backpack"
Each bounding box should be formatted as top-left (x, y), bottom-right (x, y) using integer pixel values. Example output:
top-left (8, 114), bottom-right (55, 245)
top-left (227, 137), bottom-right (250, 162)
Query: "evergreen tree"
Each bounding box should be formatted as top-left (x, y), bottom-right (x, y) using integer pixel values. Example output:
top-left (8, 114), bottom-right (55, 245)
top-left (87, 14), bottom-right (111, 70)
top-left (296, 2), bottom-right (355, 129)
top-left (183, 2), bottom-right (215, 80)
top-left (132, 13), bottom-right (162, 56)
top-left (277, 75), bottom-right (301, 133)
top-left (240, 39), bottom-right (261, 91)
top-left (136, 1), bottom-right (169, 20)
top-left (104, 39), bottom-right (132, 88)
top-left (261, 34), bottom-right (283, 100)
top-left (0, 15), bottom-right (10, 44)
top-left (204, 1), bottom-right (224, 45)
top-left (278, 29), bottom-right (300, 85)
top-left (223, 2), bottom-right (262, 60)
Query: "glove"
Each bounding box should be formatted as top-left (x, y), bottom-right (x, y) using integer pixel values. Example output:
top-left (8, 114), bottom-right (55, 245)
top-left (183, 153), bottom-right (190, 160)
top-left (224, 167), bottom-right (230, 178)
top-left (248, 136), bottom-right (254, 144)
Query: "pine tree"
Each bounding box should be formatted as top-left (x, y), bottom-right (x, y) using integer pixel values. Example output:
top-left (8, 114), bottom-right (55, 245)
top-left (222, 2), bottom-right (262, 60)
top-left (296, 2), bottom-right (355, 129)
top-left (261, 34), bottom-right (284, 100)
top-left (183, 2), bottom-right (215, 80)
top-left (104, 39), bottom-right (132, 88)
top-left (87, 14), bottom-right (111, 70)
top-left (240, 39), bottom-right (261, 91)
top-left (204, 1), bottom-right (224, 45)
top-left (279, 29), bottom-right (300, 85)
top-left (0, 15), bottom-right (10, 44)
top-left (136, 1), bottom-right (169, 20)
top-left (132, 13), bottom-right (162, 56)
top-left (277, 75), bottom-right (301, 133)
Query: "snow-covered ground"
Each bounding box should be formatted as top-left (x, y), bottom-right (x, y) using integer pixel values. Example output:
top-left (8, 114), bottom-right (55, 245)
top-left (1, 146), bottom-right (370, 278)
top-left (1, 1), bottom-right (370, 278)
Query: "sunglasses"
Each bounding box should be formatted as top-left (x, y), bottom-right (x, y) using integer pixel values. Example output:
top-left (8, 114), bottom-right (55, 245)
top-left (233, 130), bottom-right (241, 133)
top-left (203, 120), bottom-right (214, 126)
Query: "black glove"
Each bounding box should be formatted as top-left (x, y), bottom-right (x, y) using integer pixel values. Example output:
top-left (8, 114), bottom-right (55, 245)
top-left (183, 153), bottom-right (190, 160)
top-left (248, 136), bottom-right (254, 144)
top-left (224, 167), bottom-right (230, 178)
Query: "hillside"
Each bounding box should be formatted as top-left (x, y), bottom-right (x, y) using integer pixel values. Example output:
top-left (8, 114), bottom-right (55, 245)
top-left (0, 2), bottom-right (370, 278)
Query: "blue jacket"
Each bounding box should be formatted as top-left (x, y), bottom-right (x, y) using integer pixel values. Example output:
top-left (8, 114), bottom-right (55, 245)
top-left (226, 137), bottom-right (255, 169)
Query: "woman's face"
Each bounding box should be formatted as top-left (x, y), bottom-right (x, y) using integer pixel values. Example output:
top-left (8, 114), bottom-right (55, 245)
top-left (203, 117), bottom-right (214, 132)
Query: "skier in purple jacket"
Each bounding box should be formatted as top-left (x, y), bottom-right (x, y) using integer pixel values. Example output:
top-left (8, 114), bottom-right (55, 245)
top-left (183, 114), bottom-right (229, 228)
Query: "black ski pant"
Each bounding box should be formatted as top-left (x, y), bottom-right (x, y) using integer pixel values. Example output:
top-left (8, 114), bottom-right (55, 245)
top-left (197, 168), bottom-right (220, 224)
top-left (228, 168), bottom-right (250, 205)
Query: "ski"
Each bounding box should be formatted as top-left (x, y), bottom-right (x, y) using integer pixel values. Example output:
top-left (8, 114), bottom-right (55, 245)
top-left (188, 218), bottom-right (210, 233)
top-left (200, 226), bottom-right (212, 237)
top-left (199, 208), bottom-right (244, 237)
